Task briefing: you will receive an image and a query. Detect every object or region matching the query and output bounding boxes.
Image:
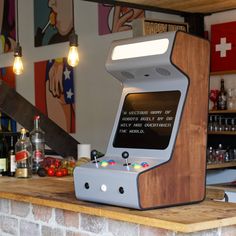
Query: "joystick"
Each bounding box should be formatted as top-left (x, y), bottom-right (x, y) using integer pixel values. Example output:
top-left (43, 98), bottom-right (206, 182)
top-left (91, 150), bottom-right (99, 163)
top-left (122, 151), bottom-right (130, 166)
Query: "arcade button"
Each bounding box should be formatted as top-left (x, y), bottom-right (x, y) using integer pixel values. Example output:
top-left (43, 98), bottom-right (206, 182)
top-left (132, 163), bottom-right (141, 169)
top-left (108, 160), bottom-right (116, 165)
top-left (141, 162), bottom-right (149, 168)
top-left (84, 182), bottom-right (90, 189)
top-left (100, 160), bottom-right (109, 167)
top-left (101, 184), bottom-right (107, 192)
top-left (119, 187), bottom-right (124, 194)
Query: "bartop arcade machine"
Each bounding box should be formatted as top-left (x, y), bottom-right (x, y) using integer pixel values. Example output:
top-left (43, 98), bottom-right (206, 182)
top-left (74, 31), bottom-right (210, 210)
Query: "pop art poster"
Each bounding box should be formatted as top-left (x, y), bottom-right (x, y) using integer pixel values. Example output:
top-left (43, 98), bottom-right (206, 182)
top-left (0, 66), bottom-right (16, 132)
top-left (0, 0), bottom-right (16, 54)
top-left (34, 58), bottom-right (75, 133)
top-left (34, 0), bottom-right (74, 47)
top-left (98, 4), bottom-right (145, 35)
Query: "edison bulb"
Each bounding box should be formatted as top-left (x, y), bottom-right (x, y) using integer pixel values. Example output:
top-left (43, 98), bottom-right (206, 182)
top-left (67, 46), bottom-right (79, 67)
top-left (13, 56), bottom-right (24, 75)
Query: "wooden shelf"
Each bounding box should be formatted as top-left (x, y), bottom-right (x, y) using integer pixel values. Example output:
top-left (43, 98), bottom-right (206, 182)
top-left (210, 70), bottom-right (236, 76)
top-left (208, 131), bottom-right (236, 135)
top-left (207, 161), bottom-right (236, 170)
top-left (209, 110), bottom-right (236, 114)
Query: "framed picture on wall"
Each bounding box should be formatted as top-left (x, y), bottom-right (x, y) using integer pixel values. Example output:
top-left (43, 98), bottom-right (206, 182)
top-left (34, 0), bottom-right (74, 47)
top-left (98, 4), bottom-right (145, 35)
top-left (0, 0), bottom-right (16, 54)
top-left (132, 18), bottom-right (188, 37)
top-left (34, 58), bottom-right (75, 133)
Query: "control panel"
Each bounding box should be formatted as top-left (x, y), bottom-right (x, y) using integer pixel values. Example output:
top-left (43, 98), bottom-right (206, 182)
top-left (74, 150), bottom-right (165, 208)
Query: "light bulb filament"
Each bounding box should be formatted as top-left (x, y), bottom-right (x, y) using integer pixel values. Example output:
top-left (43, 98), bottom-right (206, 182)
top-left (13, 56), bottom-right (24, 75)
top-left (67, 46), bottom-right (79, 67)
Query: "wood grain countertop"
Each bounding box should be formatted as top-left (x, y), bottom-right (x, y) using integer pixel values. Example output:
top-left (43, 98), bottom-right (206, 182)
top-left (1, 176), bottom-right (236, 233)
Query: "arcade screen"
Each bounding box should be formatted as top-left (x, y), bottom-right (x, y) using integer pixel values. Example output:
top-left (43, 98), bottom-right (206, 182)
top-left (113, 91), bottom-right (181, 149)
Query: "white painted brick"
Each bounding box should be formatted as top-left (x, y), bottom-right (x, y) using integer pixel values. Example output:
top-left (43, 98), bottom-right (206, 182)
top-left (11, 200), bottom-right (30, 218)
top-left (41, 225), bottom-right (64, 236)
top-left (221, 225), bottom-right (236, 236)
top-left (140, 225), bottom-right (174, 236)
top-left (32, 204), bottom-right (52, 223)
top-left (176, 228), bottom-right (220, 236)
top-left (108, 219), bottom-right (139, 236)
top-left (55, 208), bottom-right (79, 228)
top-left (20, 220), bottom-right (40, 236)
top-left (66, 230), bottom-right (92, 236)
top-left (0, 199), bottom-right (10, 214)
top-left (80, 213), bottom-right (107, 234)
top-left (0, 215), bottom-right (18, 236)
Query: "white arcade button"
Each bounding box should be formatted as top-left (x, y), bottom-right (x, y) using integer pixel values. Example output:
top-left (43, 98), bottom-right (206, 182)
top-left (101, 184), bottom-right (107, 192)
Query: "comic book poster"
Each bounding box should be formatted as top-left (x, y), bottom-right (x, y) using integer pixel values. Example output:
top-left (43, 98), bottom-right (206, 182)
top-left (0, 0), bottom-right (16, 54)
top-left (98, 4), bottom-right (145, 35)
top-left (0, 66), bottom-right (16, 132)
top-left (34, 58), bottom-right (75, 133)
top-left (34, 0), bottom-right (74, 47)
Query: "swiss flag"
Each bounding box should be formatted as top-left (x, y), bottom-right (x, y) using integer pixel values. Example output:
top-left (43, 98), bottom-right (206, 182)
top-left (211, 21), bottom-right (236, 72)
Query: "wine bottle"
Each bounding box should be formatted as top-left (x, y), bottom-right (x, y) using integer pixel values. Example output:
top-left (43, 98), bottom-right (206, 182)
top-left (15, 128), bottom-right (32, 178)
top-left (0, 134), bottom-right (8, 175)
top-left (217, 79), bottom-right (227, 110)
top-left (30, 116), bottom-right (45, 174)
top-left (8, 136), bottom-right (16, 177)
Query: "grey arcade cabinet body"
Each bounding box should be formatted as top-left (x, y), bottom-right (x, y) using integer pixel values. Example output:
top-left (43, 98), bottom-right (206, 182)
top-left (74, 31), bottom-right (210, 210)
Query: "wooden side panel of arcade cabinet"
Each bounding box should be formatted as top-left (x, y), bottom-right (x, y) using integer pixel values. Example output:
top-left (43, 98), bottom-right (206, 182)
top-left (138, 31), bottom-right (210, 209)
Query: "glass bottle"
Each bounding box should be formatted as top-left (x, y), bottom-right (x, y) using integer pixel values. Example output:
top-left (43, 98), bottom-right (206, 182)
top-left (8, 135), bottom-right (16, 177)
top-left (0, 134), bottom-right (8, 175)
top-left (207, 146), bottom-right (214, 164)
top-left (30, 116), bottom-right (45, 174)
top-left (227, 88), bottom-right (234, 110)
top-left (217, 143), bottom-right (225, 163)
top-left (15, 128), bottom-right (32, 178)
top-left (217, 79), bottom-right (227, 110)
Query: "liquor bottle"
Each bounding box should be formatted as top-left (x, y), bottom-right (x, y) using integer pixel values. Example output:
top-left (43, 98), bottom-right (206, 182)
top-left (0, 134), bottom-right (8, 175)
top-left (217, 79), bottom-right (227, 110)
top-left (8, 136), bottom-right (16, 177)
top-left (15, 128), bottom-right (32, 178)
top-left (30, 116), bottom-right (45, 174)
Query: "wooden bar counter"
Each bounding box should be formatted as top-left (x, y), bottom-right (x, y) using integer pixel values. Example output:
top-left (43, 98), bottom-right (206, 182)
top-left (0, 176), bottom-right (236, 236)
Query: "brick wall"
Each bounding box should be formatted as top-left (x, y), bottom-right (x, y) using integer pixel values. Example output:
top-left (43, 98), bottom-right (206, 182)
top-left (0, 198), bottom-right (235, 236)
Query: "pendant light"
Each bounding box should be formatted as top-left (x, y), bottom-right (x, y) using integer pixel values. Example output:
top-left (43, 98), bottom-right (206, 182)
top-left (13, 0), bottom-right (23, 75)
top-left (67, 0), bottom-right (79, 67)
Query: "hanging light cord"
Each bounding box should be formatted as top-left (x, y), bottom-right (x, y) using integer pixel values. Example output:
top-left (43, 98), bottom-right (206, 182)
top-left (15, 0), bottom-right (19, 44)
top-left (69, 0), bottom-right (78, 47)
top-left (72, 0), bottom-right (75, 32)
top-left (13, 0), bottom-right (23, 75)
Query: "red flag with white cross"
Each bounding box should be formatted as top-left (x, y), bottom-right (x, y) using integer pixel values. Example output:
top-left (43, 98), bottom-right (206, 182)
top-left (211, 21), bottom-right (236, 72)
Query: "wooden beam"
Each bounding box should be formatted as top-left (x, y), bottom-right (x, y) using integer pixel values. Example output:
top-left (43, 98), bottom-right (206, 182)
top-left (0, 80), bottom-right (79, 158)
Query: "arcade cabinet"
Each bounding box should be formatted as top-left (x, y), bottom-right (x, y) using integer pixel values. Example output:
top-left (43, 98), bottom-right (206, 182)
top-left (74, 31), bottom-right (210, 209)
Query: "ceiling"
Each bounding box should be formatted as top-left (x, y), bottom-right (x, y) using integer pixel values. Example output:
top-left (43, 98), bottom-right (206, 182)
top-left (113, 0), bottom-right (236, 14)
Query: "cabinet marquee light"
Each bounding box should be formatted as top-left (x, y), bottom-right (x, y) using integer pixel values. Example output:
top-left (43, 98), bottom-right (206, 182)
top-left (111, 38), bottom-right (169, 60)
top-left (67, 0), bottom-right (79, 67)
top-left (13, 0), bottom-right (23, 75)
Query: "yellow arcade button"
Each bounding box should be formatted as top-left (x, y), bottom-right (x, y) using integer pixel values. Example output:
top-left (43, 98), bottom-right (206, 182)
top-left (100, 161), bottom-right (109, 167)
top-left (132, 163), bottom-right (141, 169)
